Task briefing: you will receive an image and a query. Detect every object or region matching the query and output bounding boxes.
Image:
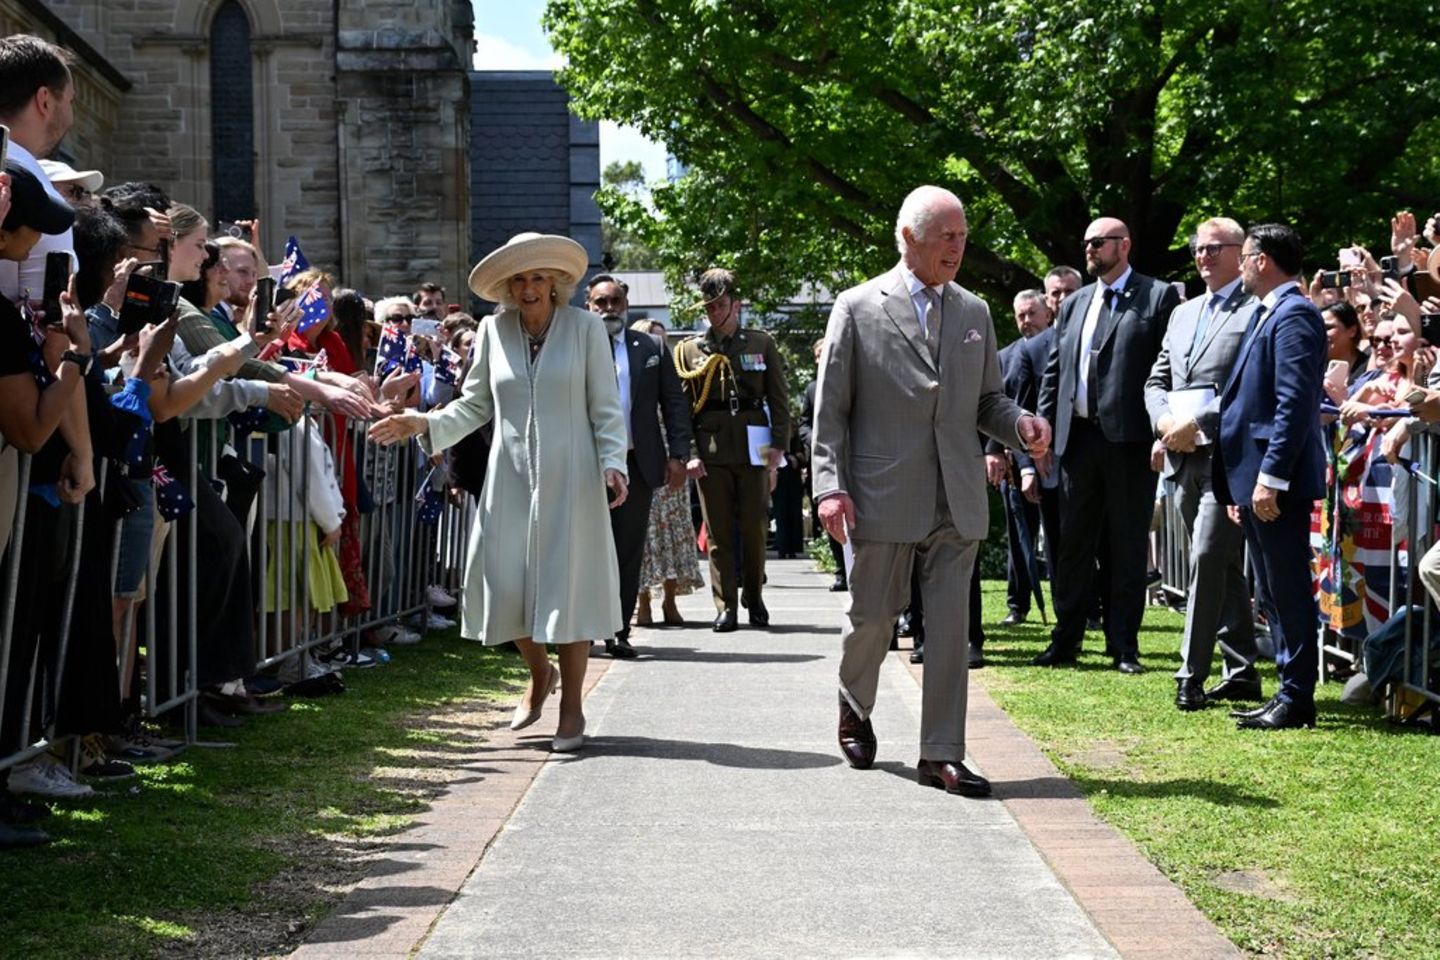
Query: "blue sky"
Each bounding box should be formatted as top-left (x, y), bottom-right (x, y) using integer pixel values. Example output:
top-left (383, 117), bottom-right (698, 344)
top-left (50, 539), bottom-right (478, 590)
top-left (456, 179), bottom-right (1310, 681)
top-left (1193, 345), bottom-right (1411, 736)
top-left (473, 0), bottom-right (669, 181)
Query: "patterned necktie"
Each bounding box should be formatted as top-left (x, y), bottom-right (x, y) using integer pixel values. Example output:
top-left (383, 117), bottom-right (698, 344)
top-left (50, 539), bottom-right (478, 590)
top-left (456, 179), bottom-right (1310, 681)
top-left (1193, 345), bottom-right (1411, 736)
top-left (923, 287), bottom-right (942, 363)
top-left (1191, 292), bottom-right (1223, 353)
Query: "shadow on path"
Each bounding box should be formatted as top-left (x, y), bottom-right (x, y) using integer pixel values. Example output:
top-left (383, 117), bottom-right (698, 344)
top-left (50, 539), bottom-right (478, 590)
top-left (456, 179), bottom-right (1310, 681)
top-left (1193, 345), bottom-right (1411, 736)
top-left (639, 646), bottom-right (825, 664)
top-left (551, 735), bottom-right (843, 770)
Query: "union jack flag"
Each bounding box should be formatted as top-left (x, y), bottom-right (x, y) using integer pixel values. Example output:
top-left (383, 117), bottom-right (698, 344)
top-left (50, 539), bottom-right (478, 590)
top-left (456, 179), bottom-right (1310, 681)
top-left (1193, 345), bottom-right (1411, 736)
top-left (279, 236), bottom-right (310, 283)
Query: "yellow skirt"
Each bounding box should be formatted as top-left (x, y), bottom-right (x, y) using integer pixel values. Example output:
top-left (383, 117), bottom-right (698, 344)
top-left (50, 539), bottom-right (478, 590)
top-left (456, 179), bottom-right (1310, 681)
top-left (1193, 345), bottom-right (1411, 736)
top-left (264, 521), bottom-right (349, 614)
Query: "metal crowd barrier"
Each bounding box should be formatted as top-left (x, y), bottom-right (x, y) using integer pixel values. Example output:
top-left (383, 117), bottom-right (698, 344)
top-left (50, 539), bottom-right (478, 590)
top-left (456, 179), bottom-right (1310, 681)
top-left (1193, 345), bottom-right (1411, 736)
top-left (2, 402), bottom-right (477, 774)
top-left (1155, 480), bottom-right (1192, 602)
top-left (1391, 431), bottom-right (1438, 719)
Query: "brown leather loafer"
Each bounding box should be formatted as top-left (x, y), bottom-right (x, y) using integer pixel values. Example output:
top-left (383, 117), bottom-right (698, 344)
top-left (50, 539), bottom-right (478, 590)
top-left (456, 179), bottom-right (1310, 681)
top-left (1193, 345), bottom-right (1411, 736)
top-left (837, 694), bottom-right (876, 769)
top-left (917, 758), bottom-right (991, 797)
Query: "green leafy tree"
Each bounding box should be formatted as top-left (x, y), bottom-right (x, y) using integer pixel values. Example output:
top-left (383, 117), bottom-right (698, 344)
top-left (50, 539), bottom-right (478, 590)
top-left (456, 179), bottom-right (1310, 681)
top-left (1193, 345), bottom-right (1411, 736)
top-left (600, 159), bottom-right (662, 269)
top-left (548, 0), bottom-right (1440, 310)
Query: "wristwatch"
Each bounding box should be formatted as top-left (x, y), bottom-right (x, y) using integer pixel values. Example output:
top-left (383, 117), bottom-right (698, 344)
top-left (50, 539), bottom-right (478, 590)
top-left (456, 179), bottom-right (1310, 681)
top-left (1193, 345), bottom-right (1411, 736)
top-left (61, 350), bottom-right (94, 376)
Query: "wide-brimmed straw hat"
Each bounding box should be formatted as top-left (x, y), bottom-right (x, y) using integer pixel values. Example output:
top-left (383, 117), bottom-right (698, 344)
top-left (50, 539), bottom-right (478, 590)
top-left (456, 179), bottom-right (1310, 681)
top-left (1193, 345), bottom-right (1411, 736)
top-left (468, 232), bottom-right (588, 302)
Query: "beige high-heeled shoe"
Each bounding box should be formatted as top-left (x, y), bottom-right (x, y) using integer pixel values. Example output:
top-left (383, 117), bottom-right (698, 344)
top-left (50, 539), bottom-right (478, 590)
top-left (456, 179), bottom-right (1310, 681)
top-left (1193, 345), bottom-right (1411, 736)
top-left (551, 716), bottom-right (586, 752)
top-left (510, 663), bottom-right (559, 731)
top-left (634, 594), bottom-right (654, 627)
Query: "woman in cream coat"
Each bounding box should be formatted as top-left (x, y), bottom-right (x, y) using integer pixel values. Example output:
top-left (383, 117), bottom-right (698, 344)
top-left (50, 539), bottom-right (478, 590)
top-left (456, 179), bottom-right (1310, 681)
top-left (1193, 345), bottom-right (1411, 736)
top-left (371, 233), bottom-right (627, 752)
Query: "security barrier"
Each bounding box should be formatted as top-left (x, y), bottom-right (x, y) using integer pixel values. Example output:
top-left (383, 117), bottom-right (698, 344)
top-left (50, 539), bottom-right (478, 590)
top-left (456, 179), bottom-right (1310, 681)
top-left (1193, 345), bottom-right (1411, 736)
top-left (1, 407), bottom-right (473, 775)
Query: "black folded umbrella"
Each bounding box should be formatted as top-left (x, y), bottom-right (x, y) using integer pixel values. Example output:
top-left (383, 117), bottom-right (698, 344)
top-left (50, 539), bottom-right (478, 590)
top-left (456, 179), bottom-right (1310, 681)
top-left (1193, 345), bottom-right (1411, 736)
top-left (1010, 480), bottom-right (1048, 625)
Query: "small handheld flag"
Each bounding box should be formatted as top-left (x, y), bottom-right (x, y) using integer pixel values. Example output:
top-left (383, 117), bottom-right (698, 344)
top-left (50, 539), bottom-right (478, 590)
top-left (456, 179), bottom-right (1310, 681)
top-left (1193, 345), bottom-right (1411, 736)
top-left (279, 236), bottom-right (310, 283)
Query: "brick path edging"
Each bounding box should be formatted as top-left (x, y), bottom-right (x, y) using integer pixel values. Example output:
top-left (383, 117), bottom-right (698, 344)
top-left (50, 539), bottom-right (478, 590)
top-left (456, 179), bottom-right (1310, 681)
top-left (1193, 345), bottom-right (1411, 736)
top-left (289, 656), bottom-right (614, 960)
top-left (902, 653), bottom-right (1244, 960)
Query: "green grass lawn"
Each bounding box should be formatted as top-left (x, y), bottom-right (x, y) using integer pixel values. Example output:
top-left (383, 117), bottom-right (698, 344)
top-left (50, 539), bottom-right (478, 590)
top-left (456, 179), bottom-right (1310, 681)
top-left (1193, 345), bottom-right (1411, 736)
top-left (976, 580), bottom-right (1440, 959)
top-left (0, 633), bottom-right (526, 960)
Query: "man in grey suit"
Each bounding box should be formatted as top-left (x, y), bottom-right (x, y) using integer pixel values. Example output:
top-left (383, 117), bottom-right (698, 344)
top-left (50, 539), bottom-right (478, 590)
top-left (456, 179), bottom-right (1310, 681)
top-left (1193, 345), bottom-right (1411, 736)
top-left (811, 185), bottom-right (1050, 797)
top-left (1144, 218), bottom-right (1261, 711)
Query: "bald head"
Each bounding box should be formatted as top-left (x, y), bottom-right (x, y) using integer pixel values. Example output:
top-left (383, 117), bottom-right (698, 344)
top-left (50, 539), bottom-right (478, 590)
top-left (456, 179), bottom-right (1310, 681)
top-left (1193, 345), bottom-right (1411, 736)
top-left (1083, 216), bottom-right (1131, 282)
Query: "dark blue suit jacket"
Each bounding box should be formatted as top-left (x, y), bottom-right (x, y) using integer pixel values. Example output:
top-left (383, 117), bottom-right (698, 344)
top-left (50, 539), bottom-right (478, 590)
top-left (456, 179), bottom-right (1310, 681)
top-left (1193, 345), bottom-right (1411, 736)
top-left (985, 338), bottom-right (1029, 455)
top-left (1213, 286), bottom-right (1327, 505)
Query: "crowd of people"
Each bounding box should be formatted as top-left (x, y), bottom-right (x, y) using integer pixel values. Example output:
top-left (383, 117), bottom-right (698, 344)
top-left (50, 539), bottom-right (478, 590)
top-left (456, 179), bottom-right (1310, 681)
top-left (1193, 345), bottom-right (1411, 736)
top-left (0, 34), bottom-right (499, 849)
top-left (6, 23), bottom-right (1440, 852)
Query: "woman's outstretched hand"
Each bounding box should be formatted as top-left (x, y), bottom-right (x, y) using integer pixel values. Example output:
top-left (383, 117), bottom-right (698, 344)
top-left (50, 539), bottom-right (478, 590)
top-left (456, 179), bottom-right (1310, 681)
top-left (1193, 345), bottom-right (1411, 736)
top-left (605, 468), bottom-right (628, 509)
top-left (370, 412), bottom-right (427, 445)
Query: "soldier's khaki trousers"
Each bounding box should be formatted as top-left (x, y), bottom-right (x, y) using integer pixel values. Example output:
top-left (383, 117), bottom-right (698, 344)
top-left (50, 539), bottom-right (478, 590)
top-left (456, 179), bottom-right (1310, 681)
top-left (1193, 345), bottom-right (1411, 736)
top-left (697, 464), bottom-right (769, 612)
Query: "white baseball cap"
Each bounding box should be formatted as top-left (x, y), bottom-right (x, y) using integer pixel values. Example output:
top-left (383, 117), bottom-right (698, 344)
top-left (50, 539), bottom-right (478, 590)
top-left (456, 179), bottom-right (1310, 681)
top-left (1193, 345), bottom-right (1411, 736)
top-left (39, 158), bottom-right (104, 193)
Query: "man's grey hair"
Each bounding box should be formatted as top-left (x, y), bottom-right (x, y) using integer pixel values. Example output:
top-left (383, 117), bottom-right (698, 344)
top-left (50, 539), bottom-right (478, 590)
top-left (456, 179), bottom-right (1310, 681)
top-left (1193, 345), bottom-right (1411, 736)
top-left (1044, 265), bottom-right (1083, 286)
top-left (1013, 289), bottom-right (1047, 310)
top-left (894, 185), bottom-right (965, 256)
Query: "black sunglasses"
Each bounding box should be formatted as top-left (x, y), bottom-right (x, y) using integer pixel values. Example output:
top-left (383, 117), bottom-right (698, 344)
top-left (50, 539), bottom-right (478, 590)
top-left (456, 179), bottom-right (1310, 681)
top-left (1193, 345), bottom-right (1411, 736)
top-left (1083, 236), bottom-right (1124, 250)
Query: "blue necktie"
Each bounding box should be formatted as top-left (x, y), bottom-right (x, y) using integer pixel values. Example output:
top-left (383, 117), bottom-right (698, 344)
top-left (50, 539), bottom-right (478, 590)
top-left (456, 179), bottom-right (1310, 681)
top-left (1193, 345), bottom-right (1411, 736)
top-left (1191, 292), bottom-right (1222, 353)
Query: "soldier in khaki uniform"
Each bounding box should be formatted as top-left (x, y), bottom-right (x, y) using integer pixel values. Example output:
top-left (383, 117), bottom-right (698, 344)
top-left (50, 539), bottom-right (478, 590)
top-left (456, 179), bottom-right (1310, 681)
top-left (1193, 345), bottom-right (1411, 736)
top-left (676, 269), bottom-right (791, 632)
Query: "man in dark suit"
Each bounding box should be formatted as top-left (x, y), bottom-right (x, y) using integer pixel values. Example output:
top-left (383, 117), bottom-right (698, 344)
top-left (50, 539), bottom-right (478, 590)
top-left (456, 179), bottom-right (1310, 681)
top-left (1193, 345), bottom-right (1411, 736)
top-left (1037, 217), bottom-right (1182, 672)
top-left (586, 275), bottom-right (693, 658)
top-left (1216, 224), bottom-right (1327, 730)
top-left (987, 290), bottom-right (1053, 625)
top-left (1144, 217), bottom-right (1262, 712)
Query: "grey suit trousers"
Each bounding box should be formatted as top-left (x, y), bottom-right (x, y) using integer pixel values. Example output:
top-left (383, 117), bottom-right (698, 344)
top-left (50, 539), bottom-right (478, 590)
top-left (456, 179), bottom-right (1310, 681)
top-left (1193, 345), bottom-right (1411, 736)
top-left (1172, 451), bottom-right (1257, 682)
top-left (839, 496), bottom-right (977, 762)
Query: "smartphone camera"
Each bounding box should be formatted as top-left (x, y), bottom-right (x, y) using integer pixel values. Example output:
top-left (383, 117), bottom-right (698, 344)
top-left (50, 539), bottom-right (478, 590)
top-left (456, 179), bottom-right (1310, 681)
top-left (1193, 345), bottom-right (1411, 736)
top-left (1379, 255), bottom-right (1402, 282)
top-left (1318, 270), bottom-right (1352, 290)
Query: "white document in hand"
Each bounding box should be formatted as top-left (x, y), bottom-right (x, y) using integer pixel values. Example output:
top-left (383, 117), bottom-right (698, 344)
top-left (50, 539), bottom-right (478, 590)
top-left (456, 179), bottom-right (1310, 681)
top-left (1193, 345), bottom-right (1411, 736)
top-left (747, 425), bottom-right (772, 466)
top-left (1167, 386), bottom-right (1217, 445)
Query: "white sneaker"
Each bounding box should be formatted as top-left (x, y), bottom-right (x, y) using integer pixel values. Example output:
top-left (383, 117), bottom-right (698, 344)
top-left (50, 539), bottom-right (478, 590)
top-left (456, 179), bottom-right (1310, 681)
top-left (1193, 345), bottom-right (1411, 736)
top-left (374, 624), bottom-right (422, 645)
top-left (7, 756), bottom-right (96, 799)
top-left (407, 612), bottom-right (456, 631)
top-left (427, 585), bottom-right (458, 609)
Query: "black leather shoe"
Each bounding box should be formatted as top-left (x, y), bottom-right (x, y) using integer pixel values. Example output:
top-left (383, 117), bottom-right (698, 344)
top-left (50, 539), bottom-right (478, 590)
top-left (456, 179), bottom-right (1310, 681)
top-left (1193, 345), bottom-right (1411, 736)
top-left (1000, 611), bottom-right (1025, 626)
top-left (1031, 644), bottom-right (1077, 667)
top-left (1116, 659), bottom-right (1144, 675)
top-left (1230, 695), bottom-right (1281, 719)
top-left (605, 637), bottom-right (639, 659)
top-left (1085, 616), bottom-right (1103, 631)
top-left (838, 694), bottom-right (876, 769)
top-left (1236, 697), bottom-right (1316, 730)
top-left (968, 645), bottom-right (985, 670)
top-left (0, 820), bottom-right (49, 849)
top-left (830, 575), bottom-right (848, 592)
top-left (909, 646), bottom-right (924, 665)
top-left (1206, 676), bottom-right (1264, 702)
top-left (748, 600), bottom-right (770, 627)
top-left (1175, 679), bottom-right (1206, 711)
top-left (917, 758), bottom-right (991, 797)
top-left (713, 609), bottom-right (738, 632)
top-left (896, 611), bottom-right (914, 638)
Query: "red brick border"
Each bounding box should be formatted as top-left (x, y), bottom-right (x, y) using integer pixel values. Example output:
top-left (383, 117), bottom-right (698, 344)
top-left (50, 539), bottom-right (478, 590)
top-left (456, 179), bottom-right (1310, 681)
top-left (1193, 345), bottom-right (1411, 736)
top-left (901, 653), bottom-right (1242, 960)
top-left (289, 656), bottom-right (614, 960)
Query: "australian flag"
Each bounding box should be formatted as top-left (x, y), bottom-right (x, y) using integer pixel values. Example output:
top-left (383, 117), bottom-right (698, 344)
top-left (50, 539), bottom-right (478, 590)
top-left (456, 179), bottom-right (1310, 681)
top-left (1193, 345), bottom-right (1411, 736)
top-left (402, 336), bottom-right (423, 374)
top-left (279, 236), bottom-right (310, 283)
top-left (152, 463), bottom-right (195, 520)
top-left (375, 322), bottom-right (406, 375)
top-left (434, 346), bottom-right (461, 386)
top-left (296, 283), bottom-right (329, 333)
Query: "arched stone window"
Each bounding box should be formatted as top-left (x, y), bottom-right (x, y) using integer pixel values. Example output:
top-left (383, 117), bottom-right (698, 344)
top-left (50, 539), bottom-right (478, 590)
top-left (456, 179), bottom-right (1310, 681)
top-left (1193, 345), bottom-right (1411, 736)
top-left (210, 0), bottom-right (255, 222)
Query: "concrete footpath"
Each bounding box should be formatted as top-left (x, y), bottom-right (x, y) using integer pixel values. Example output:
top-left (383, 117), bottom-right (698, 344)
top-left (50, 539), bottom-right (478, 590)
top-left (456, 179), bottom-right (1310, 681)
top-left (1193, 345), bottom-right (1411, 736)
top-left (294, 560), bottom-right (1239, 960)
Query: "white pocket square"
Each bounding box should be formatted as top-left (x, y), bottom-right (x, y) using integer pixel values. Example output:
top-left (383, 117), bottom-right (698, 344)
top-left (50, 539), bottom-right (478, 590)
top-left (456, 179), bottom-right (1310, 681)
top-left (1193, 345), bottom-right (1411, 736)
top-left (645, 355), bottom-right (660, 368)
top-left (964, 329), bottom-right (982, 344)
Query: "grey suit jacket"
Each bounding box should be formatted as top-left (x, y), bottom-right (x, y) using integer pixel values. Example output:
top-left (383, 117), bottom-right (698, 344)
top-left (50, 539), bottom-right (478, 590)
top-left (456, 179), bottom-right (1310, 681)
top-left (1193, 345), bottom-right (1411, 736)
top-left (811, 266), bottom-right (1026, 542)
top-left (1143, 284), bottom-right (1259, 479)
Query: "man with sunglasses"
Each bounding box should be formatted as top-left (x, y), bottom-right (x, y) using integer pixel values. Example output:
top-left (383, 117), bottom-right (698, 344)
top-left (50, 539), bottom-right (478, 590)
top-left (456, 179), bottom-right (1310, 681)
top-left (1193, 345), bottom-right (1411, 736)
top-left (1036, 217), bottom-right (1181, 672)
top-left (1144, 218), bottom-right (1262, 711)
